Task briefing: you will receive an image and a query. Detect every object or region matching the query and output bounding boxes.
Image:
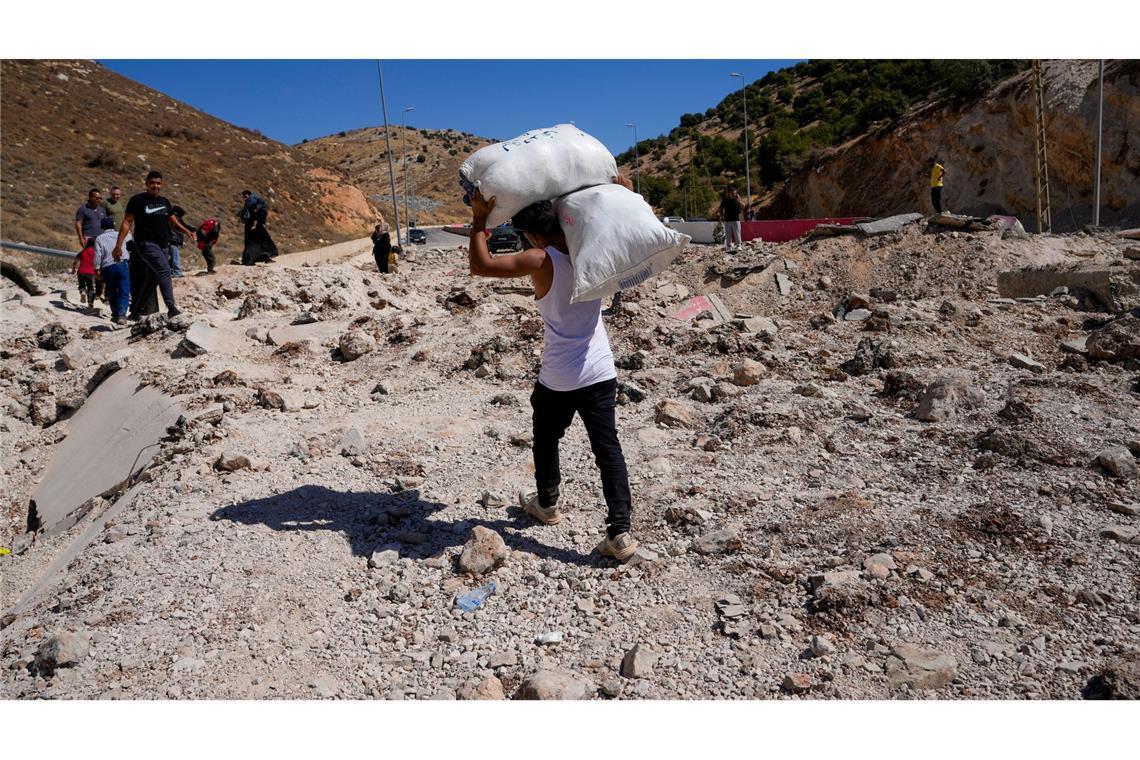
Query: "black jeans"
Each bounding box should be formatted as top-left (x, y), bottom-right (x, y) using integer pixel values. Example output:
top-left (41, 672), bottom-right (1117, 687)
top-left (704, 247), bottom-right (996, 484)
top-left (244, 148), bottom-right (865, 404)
top-left (531, 378), bottom-right (632, 538)
top-left (137, 240), bottom-right (176, 311)
top-left (931, 187), bottom-right (943, 213)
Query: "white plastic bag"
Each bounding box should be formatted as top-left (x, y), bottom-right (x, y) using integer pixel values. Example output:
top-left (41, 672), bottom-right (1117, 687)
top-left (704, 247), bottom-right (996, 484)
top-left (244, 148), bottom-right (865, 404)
top-left (459, 124), bottom-right (618, 229)
top-left (555, 184), bottom-right (691, 304)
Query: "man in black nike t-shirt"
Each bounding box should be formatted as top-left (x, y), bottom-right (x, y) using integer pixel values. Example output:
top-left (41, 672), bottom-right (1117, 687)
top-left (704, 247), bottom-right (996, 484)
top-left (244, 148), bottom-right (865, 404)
top-left (112, 170), bottom-right (197, 318)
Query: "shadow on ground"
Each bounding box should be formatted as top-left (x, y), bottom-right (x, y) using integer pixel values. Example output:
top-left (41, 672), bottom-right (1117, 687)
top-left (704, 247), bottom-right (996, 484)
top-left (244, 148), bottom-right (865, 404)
top-left (210, 484), bottom-right (596, 567)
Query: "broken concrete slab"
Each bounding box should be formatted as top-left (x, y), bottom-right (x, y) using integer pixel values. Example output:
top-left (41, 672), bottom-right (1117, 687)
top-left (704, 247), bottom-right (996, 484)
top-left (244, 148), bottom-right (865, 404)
top-left (997, 265), bottom-right (1140, 312)
top-left (28, 371), bottom-right (185, 535)
top-left (855, 213), bottom-right (924, 235)
top-left (179, 321), bottom-right (224, 356)
top-left (775, 272), bottom-right (793, 296)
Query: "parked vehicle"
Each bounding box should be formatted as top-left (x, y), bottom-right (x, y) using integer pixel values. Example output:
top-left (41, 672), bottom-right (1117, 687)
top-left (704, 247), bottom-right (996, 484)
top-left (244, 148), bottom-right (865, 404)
top-left (662, 216), bottom-right (685, 225)
top-left (488, 225), bottom-right (522, 253)
top-left (408, 227), bottom-right (427, 244)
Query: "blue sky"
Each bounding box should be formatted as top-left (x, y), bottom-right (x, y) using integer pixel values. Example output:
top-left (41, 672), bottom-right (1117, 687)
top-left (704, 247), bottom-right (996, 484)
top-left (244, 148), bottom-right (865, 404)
top-left (99, 60), bottom-right (802, 154)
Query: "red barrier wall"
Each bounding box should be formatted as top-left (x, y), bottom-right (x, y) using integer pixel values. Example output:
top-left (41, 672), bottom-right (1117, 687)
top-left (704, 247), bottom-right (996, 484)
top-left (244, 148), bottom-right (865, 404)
top-left (741, 218), bottom-right (866, 243)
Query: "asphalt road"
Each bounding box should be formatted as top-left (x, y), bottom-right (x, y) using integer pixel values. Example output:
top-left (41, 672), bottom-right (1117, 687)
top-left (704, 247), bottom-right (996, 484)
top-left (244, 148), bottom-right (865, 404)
top-left (398, 225), bottom-right (468, 250)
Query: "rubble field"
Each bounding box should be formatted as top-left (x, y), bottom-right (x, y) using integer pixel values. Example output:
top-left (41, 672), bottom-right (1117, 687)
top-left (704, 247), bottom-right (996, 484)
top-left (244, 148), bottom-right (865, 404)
top-left (1, 221), bottom-right (1138, 700)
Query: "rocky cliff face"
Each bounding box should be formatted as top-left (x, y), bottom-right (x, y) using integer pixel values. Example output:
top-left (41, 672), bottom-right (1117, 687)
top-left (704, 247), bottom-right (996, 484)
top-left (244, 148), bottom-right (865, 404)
top-left (766, 60), bottom-right (1139, 231)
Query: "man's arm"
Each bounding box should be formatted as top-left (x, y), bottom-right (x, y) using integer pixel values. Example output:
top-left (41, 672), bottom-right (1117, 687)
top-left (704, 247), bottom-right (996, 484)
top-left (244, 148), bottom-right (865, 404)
top-left (170, 214), bottom-right (196, 238)
top-left (468, 191), bottom-right (546, 279)
top-left (112, 213), bottom-right (133, 261)
top-left (74, 214), bottom-right (86, 247)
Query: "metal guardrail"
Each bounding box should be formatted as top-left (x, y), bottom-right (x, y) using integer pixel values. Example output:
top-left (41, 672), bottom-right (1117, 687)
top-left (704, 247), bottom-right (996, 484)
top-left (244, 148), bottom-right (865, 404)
top-left (1, 239), bottom-right (77, 260)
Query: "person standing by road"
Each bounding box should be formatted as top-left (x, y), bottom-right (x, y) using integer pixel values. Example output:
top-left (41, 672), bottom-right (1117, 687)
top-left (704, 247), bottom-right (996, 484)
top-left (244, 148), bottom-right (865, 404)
top-left (102, 186), bottom-right (126, 230)
top-left (94, 216), bottom-right (132, 324)
top-left (74, 189), bottom-right (108, 249)
top-left (465, 176), bottom-right (641, 563)
top-left (930, 157), bottom-right (946, 214)
top-left (112, 171), bottom-right (196, 318)
top-left (718, 186), bottom-right (743, 252)
top-left (371, 223), bottom-right (391, 274)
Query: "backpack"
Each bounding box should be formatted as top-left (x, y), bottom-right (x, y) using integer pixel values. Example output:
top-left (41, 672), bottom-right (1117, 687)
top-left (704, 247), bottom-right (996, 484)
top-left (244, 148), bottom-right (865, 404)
top-left (196, 218), bottom-right (220, 249)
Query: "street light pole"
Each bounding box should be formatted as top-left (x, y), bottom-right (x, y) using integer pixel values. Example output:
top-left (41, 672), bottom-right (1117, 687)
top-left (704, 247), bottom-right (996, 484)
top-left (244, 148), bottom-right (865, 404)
top-left (375, 61), bottom-right (401, 249)
top-left (626, 122), bottom-right (640, 194)
top-left (402, 106), bottom-right (415, 240)
top-left (1094, 60), bottom-right (1104, 228)
top-left (730, 72), bottom-right (751, 213)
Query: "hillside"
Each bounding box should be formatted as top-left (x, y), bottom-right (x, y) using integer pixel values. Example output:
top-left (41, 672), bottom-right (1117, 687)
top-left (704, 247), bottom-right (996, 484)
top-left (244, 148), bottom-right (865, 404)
top-left (615, 59), bottom-right (1139, 231)
top-left (0, 60), bottom-right (380, 261)
top-left (297, 126), bottom-right (495, 226)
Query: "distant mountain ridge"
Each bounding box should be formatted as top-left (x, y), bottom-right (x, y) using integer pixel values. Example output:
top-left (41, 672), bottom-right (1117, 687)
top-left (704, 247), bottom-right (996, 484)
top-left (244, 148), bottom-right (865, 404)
top-left (1, 60), bottom-right (380, 259)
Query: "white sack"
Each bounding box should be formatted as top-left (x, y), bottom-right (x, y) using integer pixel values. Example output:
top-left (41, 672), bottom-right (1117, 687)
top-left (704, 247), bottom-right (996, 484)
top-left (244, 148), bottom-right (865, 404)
top-left (459, 124), bottom-right (618, 229)
top-left (556, 184), bottom-right (691, 304)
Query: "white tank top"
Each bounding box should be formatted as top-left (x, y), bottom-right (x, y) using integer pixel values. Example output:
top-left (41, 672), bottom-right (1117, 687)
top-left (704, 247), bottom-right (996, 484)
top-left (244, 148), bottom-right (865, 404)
top-left (535, 246), bottom-right (616, 391)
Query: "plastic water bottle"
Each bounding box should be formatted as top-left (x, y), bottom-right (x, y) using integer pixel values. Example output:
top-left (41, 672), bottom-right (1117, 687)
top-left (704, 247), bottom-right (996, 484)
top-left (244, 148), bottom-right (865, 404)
top-left (455, 582), bottom-right (496, 612)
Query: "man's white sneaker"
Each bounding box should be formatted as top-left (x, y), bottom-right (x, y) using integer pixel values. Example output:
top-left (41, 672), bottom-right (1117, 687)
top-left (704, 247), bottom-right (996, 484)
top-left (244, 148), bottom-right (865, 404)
top-left (518, 491), bottom-right (562, 525)
top-left (596, 532), bottom-right (639, 562)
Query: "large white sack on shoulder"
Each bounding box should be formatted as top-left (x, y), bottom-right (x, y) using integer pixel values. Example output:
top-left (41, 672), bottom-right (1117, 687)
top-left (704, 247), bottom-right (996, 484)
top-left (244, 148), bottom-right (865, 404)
top-left (556, 184), bottom-right (691, 304)
top-left (459, 124), bottom-right (617, 229)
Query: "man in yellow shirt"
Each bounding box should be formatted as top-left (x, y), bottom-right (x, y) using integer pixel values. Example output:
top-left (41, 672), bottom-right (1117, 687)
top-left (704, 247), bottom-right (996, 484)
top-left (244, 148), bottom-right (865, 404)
top-left (930, 158), bottom-right (946, 213)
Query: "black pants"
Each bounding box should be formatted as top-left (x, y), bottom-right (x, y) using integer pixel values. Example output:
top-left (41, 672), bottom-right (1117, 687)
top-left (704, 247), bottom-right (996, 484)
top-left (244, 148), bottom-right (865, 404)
top-left (931, 187), bottom-right (943, 214)
top-left (531, 378), bottom-right (632, 538)
top-left (76, 274), bottom-right (95, 303)
top-left (137, 240), bottom-right (176, 311)
top-left (200, 242), bottom-right (216, 272)
top-left (128, 252), bottom-right (157, 317)
top-left (373, 245), bottom-right (390, 273)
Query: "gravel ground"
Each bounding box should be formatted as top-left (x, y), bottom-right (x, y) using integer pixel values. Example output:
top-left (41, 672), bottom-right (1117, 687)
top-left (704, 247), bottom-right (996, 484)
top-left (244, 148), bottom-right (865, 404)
top-left (2, 224), bottom-right (1137, 700)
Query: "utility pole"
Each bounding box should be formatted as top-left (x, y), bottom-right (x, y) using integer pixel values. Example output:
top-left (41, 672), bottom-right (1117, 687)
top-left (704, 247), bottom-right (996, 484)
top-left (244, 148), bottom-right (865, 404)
top-left (1031, 60), bottom-right (1053, 234)
top-left (1094, 60), bottom-right (1104, 228)
top-left (376, 62), bottom-right (401, 248)
top-left (730, 72), bottom-right (751, 212)
top-left (402, 107), bottom-right (415, 240)
top-left (626, 122), bottom-right (640, 194)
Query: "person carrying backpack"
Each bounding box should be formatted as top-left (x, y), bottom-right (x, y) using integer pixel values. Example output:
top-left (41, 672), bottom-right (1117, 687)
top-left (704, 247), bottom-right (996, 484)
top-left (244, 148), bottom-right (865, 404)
top-left (196, 217), bottom-right (221, 274)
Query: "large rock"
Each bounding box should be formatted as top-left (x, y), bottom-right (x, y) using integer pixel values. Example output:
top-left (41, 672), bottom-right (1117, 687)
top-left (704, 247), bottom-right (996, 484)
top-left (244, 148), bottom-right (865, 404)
top-left (34, 631), bottom-right (91, 674)
top-left (621, 644), bottom-right (658, 678)
top-left (515, 669), bottom-right (594, 700)
top-left (654, 399), bottom-right (698, 429)
top-left (257, 387), bottom-right (302, 412)
top-left (886, 644), bottom-right (958, 690)
top-left (35, 322), bottom-right (71, 350)
top-left (692, 526), bottom-right (742, 555)
top-left (1086, 314), bottom-right (1140, 362)
top-left (1098, 446), bottom-right (1137, 479)
top-left (732, 358), bottom-right (765, 386)
top-left (180, 321), bottom-right (224, 356)
top-left (339, 330), bottom-right (376, 361)
top-left (914, 374), bottom-right (985, 422)
top-left (458, 526), bottom-right (508, 575)
top-left (457, 675), bottom-right (506, 700)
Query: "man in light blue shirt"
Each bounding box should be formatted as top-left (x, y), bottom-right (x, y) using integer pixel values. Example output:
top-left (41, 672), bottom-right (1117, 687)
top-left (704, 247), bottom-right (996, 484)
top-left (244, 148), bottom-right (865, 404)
top-left (93, 217), bottom-right (131, 324)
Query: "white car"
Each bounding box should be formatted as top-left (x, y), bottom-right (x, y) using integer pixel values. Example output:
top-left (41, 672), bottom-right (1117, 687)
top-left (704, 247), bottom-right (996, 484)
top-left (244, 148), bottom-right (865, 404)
top-left (662, 216), bottom-right (685, 225)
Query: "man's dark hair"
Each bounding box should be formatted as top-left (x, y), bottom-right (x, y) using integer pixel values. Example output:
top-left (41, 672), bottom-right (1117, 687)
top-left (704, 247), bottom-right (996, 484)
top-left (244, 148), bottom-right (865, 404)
top-left (88, 188), bottom-right (100, 198)
top-left (100, 216), bottom-right (116, 230)
top-left (171, 205), bottom-right (186, 219)
top-left (241, 190), bottom-right (252, 197)
top-left (110, 185), bottom-right (121, 192)
top-left (511, 201), bottom-right (559, 236)
top-left (145, 170), bottom-right (162, 181)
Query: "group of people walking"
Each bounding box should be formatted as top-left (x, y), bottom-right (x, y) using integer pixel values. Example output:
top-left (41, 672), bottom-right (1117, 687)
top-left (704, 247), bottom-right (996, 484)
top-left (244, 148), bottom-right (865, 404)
top-left (71, 174), bottom-right (274, 324)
